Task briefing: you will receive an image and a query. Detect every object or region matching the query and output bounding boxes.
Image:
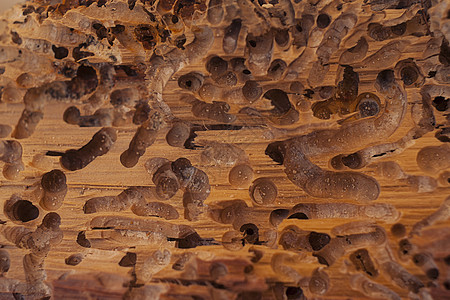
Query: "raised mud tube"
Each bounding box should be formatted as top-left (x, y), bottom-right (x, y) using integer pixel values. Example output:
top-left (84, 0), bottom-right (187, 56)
top-left (266, 70), bottom-right (408, 202)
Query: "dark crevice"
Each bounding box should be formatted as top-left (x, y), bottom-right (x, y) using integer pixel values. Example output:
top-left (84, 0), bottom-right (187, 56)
top-left (119, 252), bottom-right (137, 267)
top-left (52, 45), bottom-right (69, 59)
top-left (76, 231), bottom-right (91, 248)
top-left (287, 212), bottom-right (309, 220)
top-left (91, 226), bottom-right (115, 230)
top-left (168, 232), bottom-right (218, 249)
top-left (432, 96), bottom-right (449, 111)
top-left (372, 149), bottom-right (395, 158)
top-left (155, 278), bottom-right (227, 290)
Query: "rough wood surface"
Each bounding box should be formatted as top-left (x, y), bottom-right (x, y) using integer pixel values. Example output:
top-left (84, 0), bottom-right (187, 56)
top-left (0, 0), bottom-right (449, 299)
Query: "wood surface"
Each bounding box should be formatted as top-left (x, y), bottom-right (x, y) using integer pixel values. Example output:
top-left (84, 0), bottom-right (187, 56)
top-left (0, 0), bottom-right (449, 299)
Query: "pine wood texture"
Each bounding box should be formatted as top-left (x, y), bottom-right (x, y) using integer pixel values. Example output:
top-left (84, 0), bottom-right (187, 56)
top-left (0, 0), bottom-right (449, 299)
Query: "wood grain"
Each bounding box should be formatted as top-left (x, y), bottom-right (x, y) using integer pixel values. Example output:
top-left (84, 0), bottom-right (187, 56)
top-left (0, 0), bottom-right (449, 299)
